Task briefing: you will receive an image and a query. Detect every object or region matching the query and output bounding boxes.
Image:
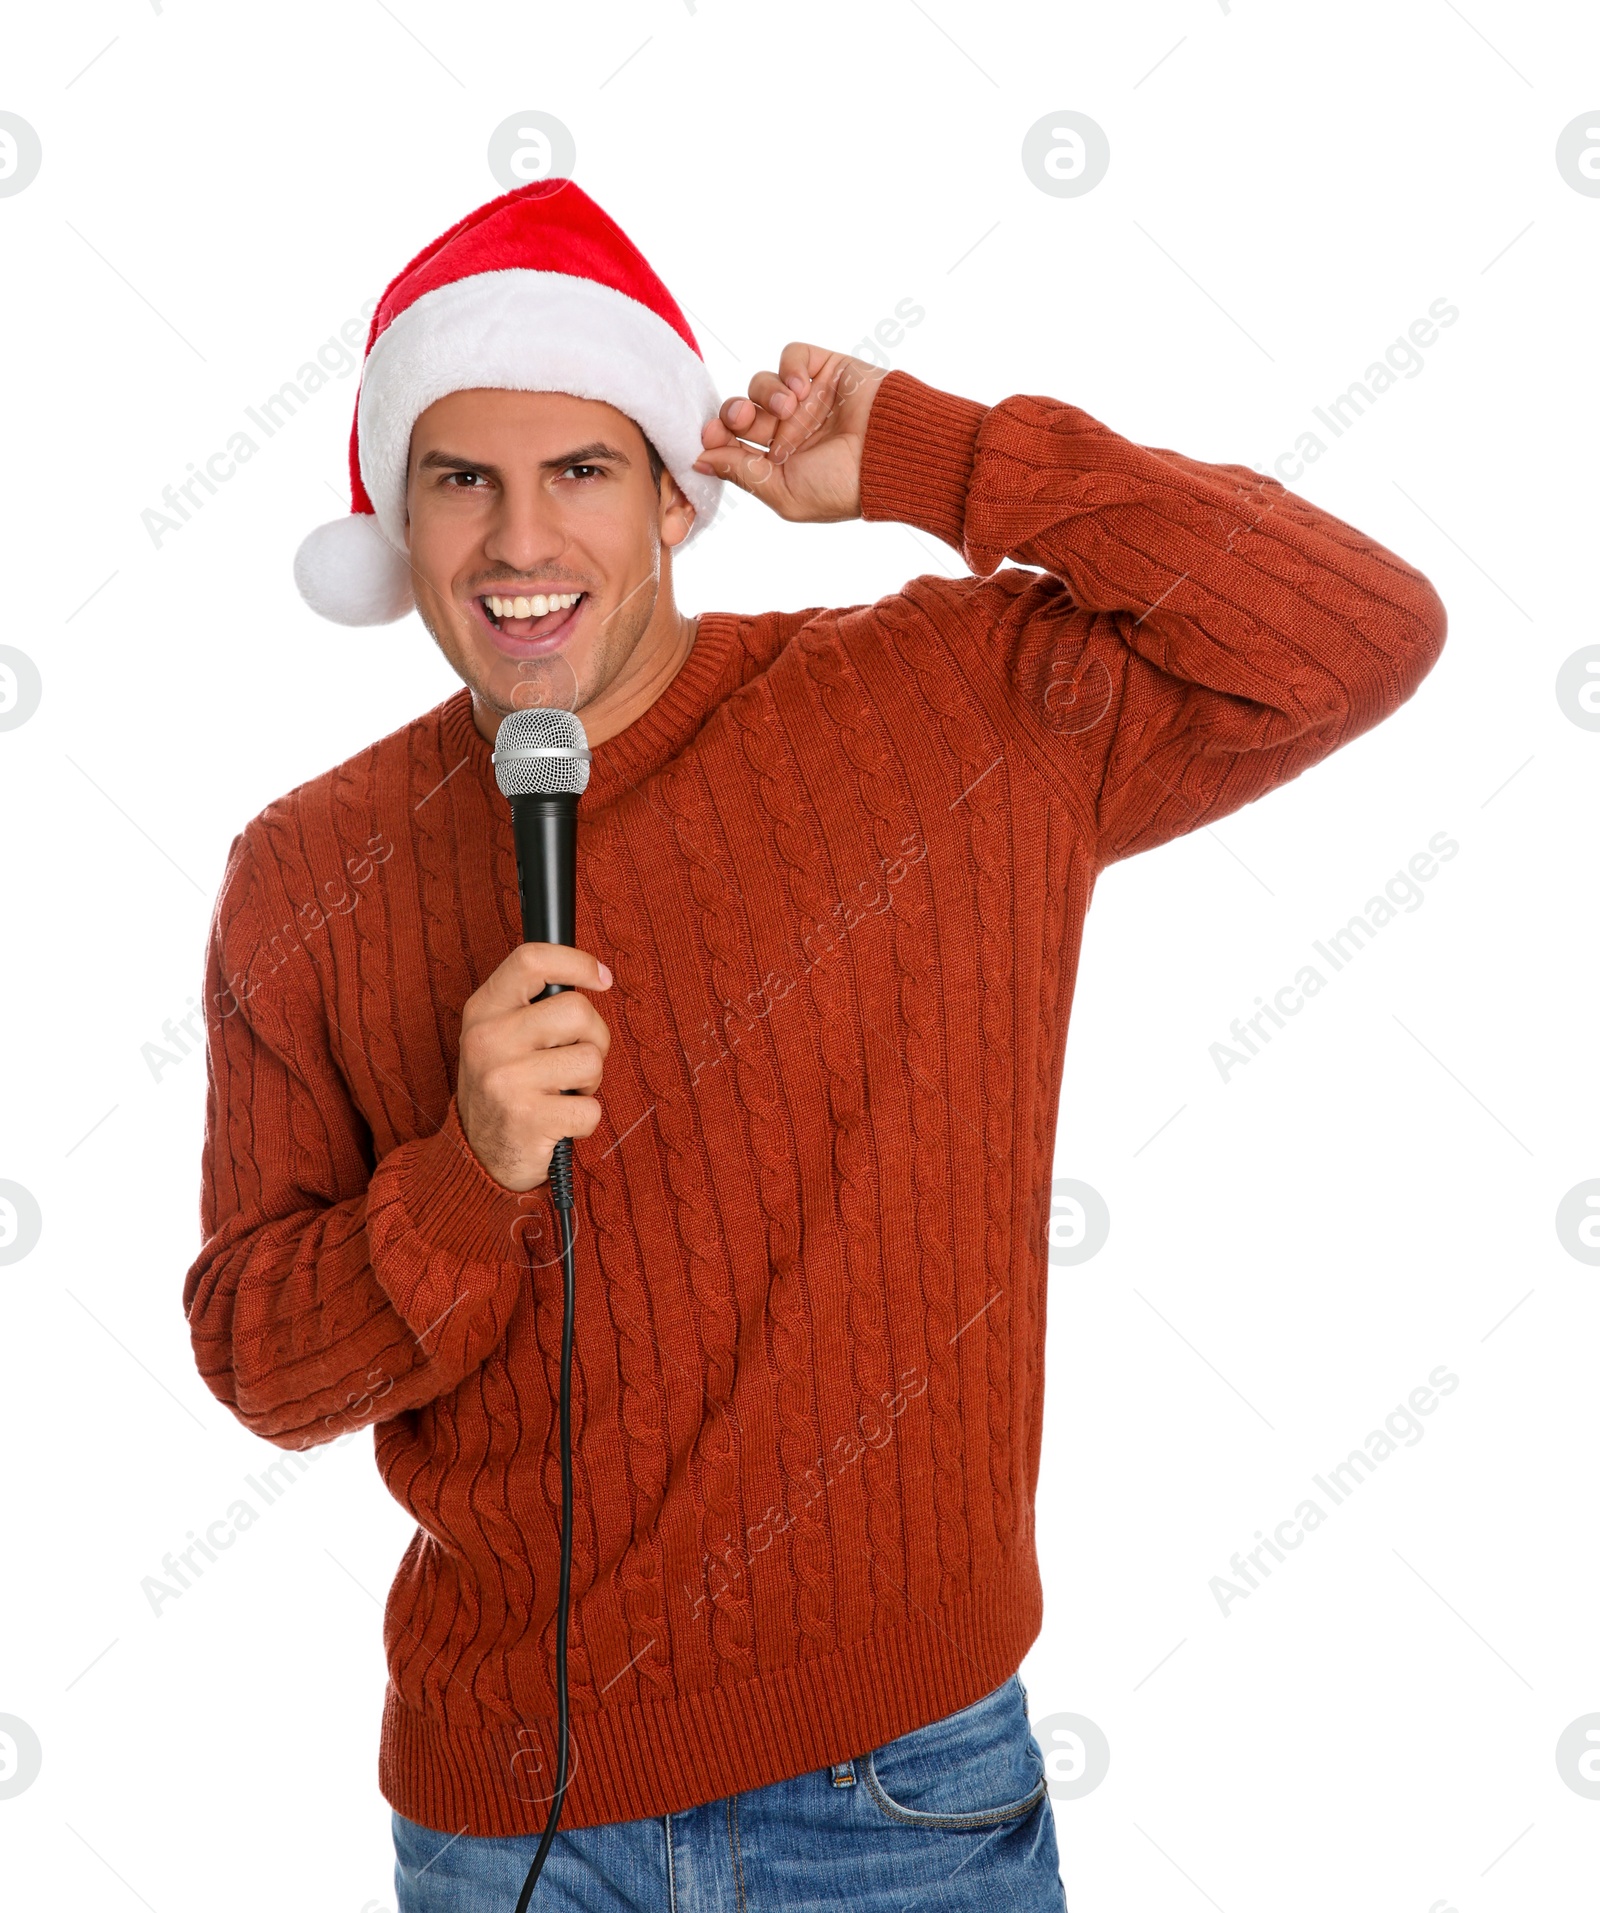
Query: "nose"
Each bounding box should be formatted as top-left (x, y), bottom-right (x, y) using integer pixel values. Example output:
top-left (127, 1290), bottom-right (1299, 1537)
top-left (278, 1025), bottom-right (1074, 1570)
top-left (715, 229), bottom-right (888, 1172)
top-left (481, 475), bottom-right (569, 577)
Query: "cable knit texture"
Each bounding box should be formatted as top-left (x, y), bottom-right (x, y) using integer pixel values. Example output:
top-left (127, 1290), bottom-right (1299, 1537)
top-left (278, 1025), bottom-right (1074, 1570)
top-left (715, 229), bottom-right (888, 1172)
top-left (185, 370), bottom-right (1447, 1833)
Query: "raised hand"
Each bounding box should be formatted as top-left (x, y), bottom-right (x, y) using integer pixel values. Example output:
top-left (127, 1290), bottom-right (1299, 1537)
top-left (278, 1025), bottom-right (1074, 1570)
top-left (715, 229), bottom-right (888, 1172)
top-left (692, 342), bottom-right (889, 524)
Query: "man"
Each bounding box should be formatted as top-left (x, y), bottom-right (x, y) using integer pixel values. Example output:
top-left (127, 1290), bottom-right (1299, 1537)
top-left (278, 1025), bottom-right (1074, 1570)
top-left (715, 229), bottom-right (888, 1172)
top-left (185, 179), bottom-right (1447, 1910)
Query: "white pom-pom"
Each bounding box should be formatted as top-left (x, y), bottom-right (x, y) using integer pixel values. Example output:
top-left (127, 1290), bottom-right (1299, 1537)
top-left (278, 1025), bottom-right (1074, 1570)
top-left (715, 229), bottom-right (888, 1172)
top-left (293, 513), bottom-right (414, 626)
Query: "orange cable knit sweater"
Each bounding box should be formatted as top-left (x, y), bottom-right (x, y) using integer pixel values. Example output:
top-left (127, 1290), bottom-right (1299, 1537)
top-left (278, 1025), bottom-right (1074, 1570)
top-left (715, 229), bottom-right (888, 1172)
top-left (184, 370), bottom-right (1447, 1833)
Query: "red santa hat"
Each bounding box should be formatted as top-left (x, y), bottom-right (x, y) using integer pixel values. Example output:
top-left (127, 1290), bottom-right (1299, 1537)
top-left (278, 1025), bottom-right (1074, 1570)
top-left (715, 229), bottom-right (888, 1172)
top-left (293, 178), bottom-right (723, 625)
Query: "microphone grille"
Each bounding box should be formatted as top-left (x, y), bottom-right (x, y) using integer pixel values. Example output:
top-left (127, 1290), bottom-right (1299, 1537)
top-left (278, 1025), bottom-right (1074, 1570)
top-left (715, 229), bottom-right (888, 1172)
top-left (492, 707), bottom-right (591, 798)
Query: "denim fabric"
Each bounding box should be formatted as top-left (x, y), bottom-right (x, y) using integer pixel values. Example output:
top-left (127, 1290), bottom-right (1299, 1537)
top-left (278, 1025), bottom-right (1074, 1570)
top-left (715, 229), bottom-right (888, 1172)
top-left (393, 1672), bottom-right (1066, 1910)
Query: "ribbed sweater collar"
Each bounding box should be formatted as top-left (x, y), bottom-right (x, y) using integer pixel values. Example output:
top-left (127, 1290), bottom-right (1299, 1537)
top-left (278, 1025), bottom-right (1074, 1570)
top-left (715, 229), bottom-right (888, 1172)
top-left (439, 610), bottom-right (740, 813)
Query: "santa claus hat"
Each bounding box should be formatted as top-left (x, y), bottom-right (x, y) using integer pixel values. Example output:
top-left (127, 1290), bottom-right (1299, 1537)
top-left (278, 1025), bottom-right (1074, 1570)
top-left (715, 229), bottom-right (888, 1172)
top-left (293, 178), bottom-right (723, 626)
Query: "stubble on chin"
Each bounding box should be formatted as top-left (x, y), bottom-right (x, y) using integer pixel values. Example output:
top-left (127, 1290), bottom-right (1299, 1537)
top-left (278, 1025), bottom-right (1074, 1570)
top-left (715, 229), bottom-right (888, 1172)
top-left (513, 581), bottom-right (657, 722)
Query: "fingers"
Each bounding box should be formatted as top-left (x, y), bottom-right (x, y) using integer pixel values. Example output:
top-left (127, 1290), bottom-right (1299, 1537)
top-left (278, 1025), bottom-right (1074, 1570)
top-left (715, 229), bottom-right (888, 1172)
top-left (726, 345), bottom-right (831, 434)
top-left (694, 403), bottom-right (778, 491)
top-left (461, 984), bottom-right (611, 1081)
top-left (699, 343), bottom-right (835, 455)
top-left (776, 340), bottom-right (831, 398)
top-left (516, 1080), bottom-right (606, 1136)
top-left (692, 435), bottom-right (785, 498)
top-left (520, 992), bottom-right (612, 1059)
top-left (738, 351), bottom-right (830, 430)
top-left (535, 1039), bottom-right (607, 1094)
top-left (707, 396), bottom-right (777, 447)
top-left (475, 942), bottom-right (611, 1016)
top-left (768, 356), bottom-right (844, 462)
top-left (462, 995), bottom-right (607, 1069)
top-left (456, 943), bottom-right (615, 1189)
top-left (745, 372), bottom-right (801, 421)
top-left (691, 342), bottom-right (866, 513)
top-left (534, 1093), bottom-right (606, 1142)
top-left (469, 1033), bottom-right (605, 1105)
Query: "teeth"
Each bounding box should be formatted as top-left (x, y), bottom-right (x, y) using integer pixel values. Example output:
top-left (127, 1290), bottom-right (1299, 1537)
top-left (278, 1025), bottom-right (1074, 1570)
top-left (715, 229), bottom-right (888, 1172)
top-left (485, 592), bottom-right (581, 620)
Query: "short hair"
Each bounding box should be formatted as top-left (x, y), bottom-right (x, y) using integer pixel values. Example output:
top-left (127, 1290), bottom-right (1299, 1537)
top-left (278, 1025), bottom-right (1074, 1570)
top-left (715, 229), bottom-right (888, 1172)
top-left (642, 433), bottom-right (665, 488)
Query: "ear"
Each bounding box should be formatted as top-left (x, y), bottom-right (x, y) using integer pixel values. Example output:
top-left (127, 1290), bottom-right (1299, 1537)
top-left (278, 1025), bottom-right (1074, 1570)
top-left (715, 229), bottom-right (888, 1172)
top-left (658, 469), bottom-right (697, 550)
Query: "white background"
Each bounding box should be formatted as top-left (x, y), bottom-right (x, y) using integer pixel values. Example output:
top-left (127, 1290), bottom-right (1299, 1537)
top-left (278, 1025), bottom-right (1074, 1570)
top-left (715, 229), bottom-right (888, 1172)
top-left (2, 3), bottom-right (1596, 1909)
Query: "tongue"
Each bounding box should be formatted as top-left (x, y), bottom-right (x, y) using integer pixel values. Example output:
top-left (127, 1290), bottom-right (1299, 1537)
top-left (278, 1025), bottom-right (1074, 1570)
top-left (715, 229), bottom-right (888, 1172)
top-left (500, 599), bottom-right (577, 640)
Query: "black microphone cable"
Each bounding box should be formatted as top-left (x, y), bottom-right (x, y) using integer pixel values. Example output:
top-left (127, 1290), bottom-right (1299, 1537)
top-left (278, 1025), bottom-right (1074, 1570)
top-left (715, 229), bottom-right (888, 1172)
top-left (513, 1134), bottom-right (575, 1912)
top-left (491, 708), bottom-right (591, 1911)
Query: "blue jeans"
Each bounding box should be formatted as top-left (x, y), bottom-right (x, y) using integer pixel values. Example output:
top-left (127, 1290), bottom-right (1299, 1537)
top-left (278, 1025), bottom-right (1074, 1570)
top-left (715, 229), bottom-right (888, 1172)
top-left (393, 1673), bottom-right (1066, 1910)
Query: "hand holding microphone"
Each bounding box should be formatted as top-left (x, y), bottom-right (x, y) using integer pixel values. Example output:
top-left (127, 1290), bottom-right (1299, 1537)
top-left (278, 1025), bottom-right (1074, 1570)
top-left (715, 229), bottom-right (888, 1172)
top-left (455, 942), bottom-right (612, 1193)
top-left (456, 708), bottom-right (611, 1195)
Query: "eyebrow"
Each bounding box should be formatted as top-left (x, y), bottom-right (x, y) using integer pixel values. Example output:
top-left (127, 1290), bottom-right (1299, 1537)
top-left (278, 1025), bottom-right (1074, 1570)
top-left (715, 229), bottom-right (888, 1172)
top-left (415, 440), bottom-right (632, 476)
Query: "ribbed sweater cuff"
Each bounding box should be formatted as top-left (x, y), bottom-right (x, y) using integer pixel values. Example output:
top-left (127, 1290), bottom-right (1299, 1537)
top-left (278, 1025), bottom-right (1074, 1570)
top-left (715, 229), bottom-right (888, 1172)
top-left (392, 1096), bottom-right (530, 1270)
top-left (858, 369), bottom-right (986, 555)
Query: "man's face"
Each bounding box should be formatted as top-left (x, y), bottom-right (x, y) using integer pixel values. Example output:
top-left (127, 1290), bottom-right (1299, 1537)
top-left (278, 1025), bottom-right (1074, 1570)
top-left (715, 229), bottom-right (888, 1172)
top-left (404, 388), bottom-right (695, 718)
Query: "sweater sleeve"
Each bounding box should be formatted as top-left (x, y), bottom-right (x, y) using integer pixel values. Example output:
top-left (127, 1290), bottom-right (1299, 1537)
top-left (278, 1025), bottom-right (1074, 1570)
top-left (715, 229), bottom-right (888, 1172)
top-left (182, 825), bottom-right (532, 1452)
top-left (857, 369), bottom-right (1448, 863)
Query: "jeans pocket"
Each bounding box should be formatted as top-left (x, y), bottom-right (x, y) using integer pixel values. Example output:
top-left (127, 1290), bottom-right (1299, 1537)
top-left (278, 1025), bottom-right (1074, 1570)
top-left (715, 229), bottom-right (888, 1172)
top-left (861, 1675), bottom-right (1048, 1831)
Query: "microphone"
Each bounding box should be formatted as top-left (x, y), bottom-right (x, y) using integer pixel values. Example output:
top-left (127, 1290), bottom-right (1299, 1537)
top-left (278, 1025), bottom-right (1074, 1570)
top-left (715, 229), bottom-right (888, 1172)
top-left (492, 706), bottom-right (593, 985)
top-left (490, 705), bottom-right (590, 1909)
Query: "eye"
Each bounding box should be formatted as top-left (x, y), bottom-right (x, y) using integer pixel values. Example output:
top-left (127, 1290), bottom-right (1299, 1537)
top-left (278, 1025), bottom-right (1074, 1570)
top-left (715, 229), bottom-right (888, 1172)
top-left (443, 470), bottom-right (486, 488)
top-left (563, 463), bottom-right (605, 481)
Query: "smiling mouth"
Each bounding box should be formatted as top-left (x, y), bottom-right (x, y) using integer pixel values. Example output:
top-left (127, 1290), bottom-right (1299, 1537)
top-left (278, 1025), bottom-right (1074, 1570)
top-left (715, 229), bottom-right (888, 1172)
top-left (477, 589), bottom-right (587, 648)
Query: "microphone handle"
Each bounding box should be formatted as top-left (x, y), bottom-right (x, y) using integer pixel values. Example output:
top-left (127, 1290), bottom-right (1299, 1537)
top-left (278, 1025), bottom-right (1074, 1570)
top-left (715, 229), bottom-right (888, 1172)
top-left (510, 792), bottom-right (578, 1000)
top-left (509, 789), bottom-right (582, 1202)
